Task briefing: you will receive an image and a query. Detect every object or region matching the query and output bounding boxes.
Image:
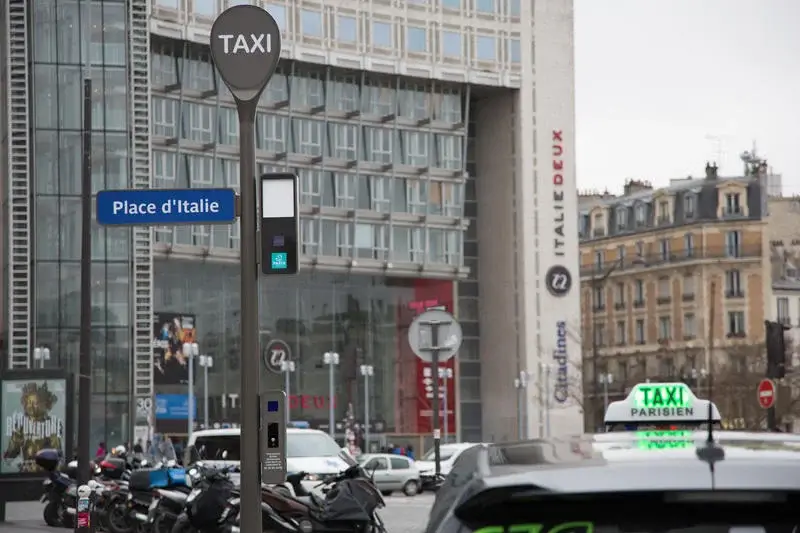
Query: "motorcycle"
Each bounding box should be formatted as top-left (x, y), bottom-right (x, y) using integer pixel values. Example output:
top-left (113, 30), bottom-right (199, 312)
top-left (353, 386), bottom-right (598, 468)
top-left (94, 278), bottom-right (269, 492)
top-left (35, 449), bottom-right (77, 528)
top-left (170, 460), bottom-right (237, 533)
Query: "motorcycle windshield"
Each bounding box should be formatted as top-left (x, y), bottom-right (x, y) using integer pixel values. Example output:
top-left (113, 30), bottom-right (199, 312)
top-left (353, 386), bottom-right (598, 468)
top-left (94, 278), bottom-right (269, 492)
top-left (148, 434), bottom-right (178, 465)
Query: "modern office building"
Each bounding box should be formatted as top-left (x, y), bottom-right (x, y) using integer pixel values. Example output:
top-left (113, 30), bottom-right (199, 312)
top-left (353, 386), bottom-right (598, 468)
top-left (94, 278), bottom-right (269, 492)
top-left (1, 0), bottom-right (581, 447)
top-left (578, 162), bottom-right (773, 430)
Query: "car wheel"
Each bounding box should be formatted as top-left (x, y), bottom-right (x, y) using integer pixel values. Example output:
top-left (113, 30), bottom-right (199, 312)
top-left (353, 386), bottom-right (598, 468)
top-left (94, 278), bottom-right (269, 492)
top-left (402, 480), bottom-right (419, 497)
top-left (380, 490), bottom-right (392, 497)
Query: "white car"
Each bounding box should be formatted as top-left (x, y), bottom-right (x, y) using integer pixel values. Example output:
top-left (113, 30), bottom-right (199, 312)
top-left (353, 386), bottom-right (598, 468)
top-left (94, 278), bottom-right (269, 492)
top-left (187, 427), bottom-right (351, 494)
top-left (415, 442), bottom-right (486, 489)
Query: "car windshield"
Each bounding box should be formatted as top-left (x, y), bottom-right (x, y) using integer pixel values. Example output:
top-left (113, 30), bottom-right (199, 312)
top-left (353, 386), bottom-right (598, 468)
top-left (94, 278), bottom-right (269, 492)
top-left (287, 433), bottom-right (343, 458)
top-left (423, 448), bottom-right (456, 461)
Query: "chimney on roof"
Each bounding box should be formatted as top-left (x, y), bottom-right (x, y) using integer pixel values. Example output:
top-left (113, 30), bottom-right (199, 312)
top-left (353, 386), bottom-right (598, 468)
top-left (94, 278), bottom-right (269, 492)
top-left (623, 179), bottom-right (653, 196)
top-left (705, 162), bottom-right (718, 180)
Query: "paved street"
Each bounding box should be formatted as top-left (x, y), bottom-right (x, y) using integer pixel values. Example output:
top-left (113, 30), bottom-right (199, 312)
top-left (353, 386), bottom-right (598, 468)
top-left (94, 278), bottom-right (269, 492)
top-left (0, 495), bottom-right (434, 532)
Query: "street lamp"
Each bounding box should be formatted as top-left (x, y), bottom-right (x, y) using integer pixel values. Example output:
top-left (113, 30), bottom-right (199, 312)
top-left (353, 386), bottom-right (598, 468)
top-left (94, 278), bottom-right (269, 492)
top-left (33, 346), bottom-right (51, 369)
top-left (280, 360), bottom-right (296, 425)
top-left (182, 342), bottom-right (199, 442)
top-left (360, 365), bottom-right (374, 451)
top-left (598, 372), bottom-right (613, 413)
top-left (323, 352), bottom-right (339, 437)
top-left (198, 355), bottom-right (214, 429)
top-left (513, 370), bottom-right (529, 439)
top-left (438, 368), bottom-right (453, 443)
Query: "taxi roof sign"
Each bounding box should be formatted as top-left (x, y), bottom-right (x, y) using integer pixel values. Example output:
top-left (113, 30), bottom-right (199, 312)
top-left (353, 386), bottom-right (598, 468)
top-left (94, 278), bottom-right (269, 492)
top-left (604, 382), bottom-right (721, 424)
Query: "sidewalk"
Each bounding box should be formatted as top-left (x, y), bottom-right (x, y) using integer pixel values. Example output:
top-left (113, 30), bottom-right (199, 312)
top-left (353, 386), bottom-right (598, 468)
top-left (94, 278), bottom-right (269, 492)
top-left (0, 502), bottom-right (49, 533)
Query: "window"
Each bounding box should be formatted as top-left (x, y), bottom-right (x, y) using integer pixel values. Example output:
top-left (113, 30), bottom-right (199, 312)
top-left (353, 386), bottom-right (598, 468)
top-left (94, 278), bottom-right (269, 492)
top-left (777, 297), bottom-right (790, 325)
top-left (725, 269), bottom-right (742, 297)
top-left (266, 4), bottom-right (286, 31)
top-left (593, 285), bottom-right (605, 310)
top-left (684, 233), bottom-right (695, 258)
top-left (635, 319), bottom-right (645, 344)
top-left (363, 457), bottom-right (389, 470)
top-left (616, 244), bottom-right (626, 264)
top-left (616, 207), bottom-right (627, 230)
top-left (616, 320), bottom-right (626, 345)
top-left (592, 213), bottom-right (605, 236)
top-left (594, 250), bottom-right (604, 270)
top-left (725, 230), bottom-right (742, 257)
top-left (300, 9), bottom-right (322, 36)
top-left (659, 356), bottom-right (675, 377)
top-left (389, 457), bottom-right (410, 470)
top-left (658, 277), bottom-right (670, 299)
top-left (725, 192), bottom-right (741, 215)
top-left (683, 313), bottom-right (696, 339)
top-left (593, 322), bottom-right (606, 347)
top-left (634, 279), bottom-right (644, 303)
top-left (615, 282), bottom-right (625, 306)
top-left (476, 0), bottom-right (495, 13)
top-left (683, 274), bottom-right (695, 297)
top-left (727, 311), bottom-right (746, 336)
top-left (659, 238), bottom-right (670, 261)
top-left (372, 22), bottom-right (392, 48)
top-left (337, 15), bottom-right (357, 42)
top-left (509, 38), bottom-right (520, 63)
top-left (442, 0), bottom-right (461, 8)
top-left (476, 35), bottom-right (496, 61)
top-left (684, 194), bottom-right (695, 217)
top-left (658, 316), bottom-right (672, 341)
top-left (658, 200), bottom-right (670, 223)
top-left (442, 31), bottom-right (461, 57)
top-left (635, 240), bottom-right (644, 258)
top-left (634, 203), bottom-right (646, 225)
top-left (407, 26), bottom-right (427, 52)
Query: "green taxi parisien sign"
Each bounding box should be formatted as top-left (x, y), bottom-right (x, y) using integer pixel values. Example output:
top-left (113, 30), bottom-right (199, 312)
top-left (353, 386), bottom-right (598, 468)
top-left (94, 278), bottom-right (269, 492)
top-left (630, 383), bottom-right (694, 417)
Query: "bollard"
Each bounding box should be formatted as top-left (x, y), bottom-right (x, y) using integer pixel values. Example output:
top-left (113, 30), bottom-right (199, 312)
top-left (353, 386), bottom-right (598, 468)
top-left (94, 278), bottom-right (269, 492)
top-left (75, 484), bottom-right (94, 533)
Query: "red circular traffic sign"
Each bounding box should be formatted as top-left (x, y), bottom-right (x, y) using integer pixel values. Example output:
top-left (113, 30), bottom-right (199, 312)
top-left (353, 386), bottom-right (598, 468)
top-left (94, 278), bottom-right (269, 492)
top-left (757, 378), bottom-right (777, 409)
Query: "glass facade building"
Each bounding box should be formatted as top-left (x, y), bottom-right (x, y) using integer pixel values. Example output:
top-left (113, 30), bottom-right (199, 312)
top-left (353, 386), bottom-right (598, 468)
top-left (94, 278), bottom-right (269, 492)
top-left (2, 0), bottom-right (580, 445)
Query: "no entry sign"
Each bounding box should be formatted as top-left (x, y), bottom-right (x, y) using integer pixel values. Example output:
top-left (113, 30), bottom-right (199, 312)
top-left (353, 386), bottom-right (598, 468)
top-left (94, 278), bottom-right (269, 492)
top-left (757, 378), bottom-right (777, 409)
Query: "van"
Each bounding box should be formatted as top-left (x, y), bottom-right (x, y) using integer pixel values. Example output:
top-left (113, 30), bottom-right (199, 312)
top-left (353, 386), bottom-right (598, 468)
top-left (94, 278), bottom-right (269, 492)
top-left (186, 427), bottom-right (351, 492)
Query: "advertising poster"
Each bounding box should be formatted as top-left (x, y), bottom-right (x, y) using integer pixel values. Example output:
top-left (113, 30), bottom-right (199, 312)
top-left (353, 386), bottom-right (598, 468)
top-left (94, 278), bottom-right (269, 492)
top-left (1, 379), bottom-right (67, 473)
top-left (153, 313), bottom-right (197, 385)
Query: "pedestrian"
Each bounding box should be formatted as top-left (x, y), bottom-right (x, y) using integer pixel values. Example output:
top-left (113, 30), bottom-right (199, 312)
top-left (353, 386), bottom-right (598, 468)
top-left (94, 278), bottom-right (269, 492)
top-left (406, 445), bottom-right (415, 460)
top-left (133, 439), bottom-right (144, 454)
top-left (95, 441), bottom-right (107, 459)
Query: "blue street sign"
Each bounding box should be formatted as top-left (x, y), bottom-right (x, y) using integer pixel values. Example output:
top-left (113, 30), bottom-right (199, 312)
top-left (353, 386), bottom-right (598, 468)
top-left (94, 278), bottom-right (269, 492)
top-left (96, 188), bottom-right (237, 226)
top-left (155, 394), bottom-right (197, 420)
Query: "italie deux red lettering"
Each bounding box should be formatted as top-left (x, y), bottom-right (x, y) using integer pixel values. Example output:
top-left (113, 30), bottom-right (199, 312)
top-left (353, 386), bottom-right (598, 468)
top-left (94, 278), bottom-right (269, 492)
top-left (552, 130), bottom-right (565, 258)
top-left (287, 394), bottom-right (336, 410)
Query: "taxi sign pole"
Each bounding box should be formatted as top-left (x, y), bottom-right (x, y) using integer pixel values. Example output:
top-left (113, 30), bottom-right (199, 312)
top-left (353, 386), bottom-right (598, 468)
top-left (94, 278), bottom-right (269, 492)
top-left (209, 7), bottom-right (282, 533)
top-left (423, 320), bottom-right (445, 475)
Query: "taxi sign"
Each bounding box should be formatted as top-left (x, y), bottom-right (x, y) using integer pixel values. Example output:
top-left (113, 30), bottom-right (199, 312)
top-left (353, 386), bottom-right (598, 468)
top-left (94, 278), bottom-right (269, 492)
top-left (605, 382), bottom-right (721, 424)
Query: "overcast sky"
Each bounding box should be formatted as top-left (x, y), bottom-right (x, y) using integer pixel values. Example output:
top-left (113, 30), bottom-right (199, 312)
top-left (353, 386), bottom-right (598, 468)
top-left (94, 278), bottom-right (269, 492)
top-left (574, 0), bottom-right (800, 195)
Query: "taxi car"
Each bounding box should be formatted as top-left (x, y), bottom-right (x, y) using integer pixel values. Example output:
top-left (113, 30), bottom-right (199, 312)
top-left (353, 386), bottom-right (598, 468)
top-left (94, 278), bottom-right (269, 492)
top-left (425, 430), bottom-right (800, 533)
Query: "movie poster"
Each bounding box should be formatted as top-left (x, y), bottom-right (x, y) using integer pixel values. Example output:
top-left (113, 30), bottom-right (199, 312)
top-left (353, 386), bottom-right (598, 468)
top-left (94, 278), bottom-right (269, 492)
top-left (153, 313), bottom-right (197, 385)
top-left (1, 379), bottom-right (67, 473)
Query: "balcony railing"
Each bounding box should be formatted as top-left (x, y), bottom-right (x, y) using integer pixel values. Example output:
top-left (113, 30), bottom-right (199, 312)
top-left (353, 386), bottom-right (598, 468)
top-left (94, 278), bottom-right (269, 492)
top-left (580, 244), bottom-right (762, 278)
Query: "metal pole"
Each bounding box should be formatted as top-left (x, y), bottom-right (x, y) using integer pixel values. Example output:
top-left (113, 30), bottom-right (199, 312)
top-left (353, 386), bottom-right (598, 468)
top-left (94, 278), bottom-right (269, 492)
top-left (188, 353), bottom-right (194, 441)
top-left (545, 365), bottom-right (551, 437)
top-left (238, 106), bottom-right (261, 533)
top-left (603, 377), bottom-right (609, 412)
top-left (364, 373), bottom-right (370, 451)
top-left (442, 373), bottom-right (448, 444)
top-left (77, 74), bottom-right (93, 489)
top-left (431, 323), bottom-right (442, 476)
top-left (284, 366), bottom-right (291, 425)
top-left (203, 361), bottom-right (209, 429)
top-left (328, 361), bottom-right (335, 437)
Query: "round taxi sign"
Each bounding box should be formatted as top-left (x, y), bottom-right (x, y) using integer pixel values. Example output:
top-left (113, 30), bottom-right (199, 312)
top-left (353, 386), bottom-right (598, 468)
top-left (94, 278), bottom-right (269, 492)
top-left (757, 378), bottom-right (777, 409)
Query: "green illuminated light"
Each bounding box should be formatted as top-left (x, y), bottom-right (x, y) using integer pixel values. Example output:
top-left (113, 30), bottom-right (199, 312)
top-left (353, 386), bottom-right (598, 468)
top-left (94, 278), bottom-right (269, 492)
top-left (632, 383), bottom-right (693, 409)
top-left (635, 430), bottom-right (694, 451)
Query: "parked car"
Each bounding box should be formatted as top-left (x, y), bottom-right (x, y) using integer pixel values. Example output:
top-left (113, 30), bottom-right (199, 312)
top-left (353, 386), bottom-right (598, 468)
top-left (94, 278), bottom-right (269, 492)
top-left (357, 453), bottom-right (421, 496)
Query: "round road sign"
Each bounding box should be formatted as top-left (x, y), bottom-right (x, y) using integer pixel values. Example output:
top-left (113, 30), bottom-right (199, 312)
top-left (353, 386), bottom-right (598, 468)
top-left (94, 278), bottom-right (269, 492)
top-left (408, 309), bottom-right (463, 363)
top-left (262, 339), bottom-right (291, 374)
top-left (757, 378), bottom-right (777, 409)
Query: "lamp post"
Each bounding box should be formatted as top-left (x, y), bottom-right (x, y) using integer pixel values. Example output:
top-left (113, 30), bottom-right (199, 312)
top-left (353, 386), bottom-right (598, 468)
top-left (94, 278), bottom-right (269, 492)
top-left (598, 372), bottom-right (613, 413)
top-left (360, 365), bottom-right (373, 452)
top-left (589, 256), bottom-right (623, 428)
top-left (323, 352), bottom-right (339, 437)
top-left (33, 346), bottom-right (51, 370)
top-left (198, 355), bottom-right (214, 429)
top-left (280, 360), bottom-right (296, 425)
top-left (182, 342), bottom-right (199, 442)
top-left (513, 371), bottom-right (529, 439)
top-left (438, 368), bottom-right (453, 443)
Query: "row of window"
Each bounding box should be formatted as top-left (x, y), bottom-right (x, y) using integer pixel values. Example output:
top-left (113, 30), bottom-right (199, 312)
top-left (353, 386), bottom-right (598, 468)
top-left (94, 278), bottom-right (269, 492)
top-left (581, 191), bottom-right (748, 239)
top-left (155, 0), bottom-right (522, 18)
top-left (153, 152), bottom-right (464, 217)
top-left (154, 220), bottom-right (462, 265)
top-left (593, 310), bottom-right (748, 347)
top-left (151, 49), bottom-right (465, 124)
top-left (592, 269), bottom-right (747, 309)
top-left (776, 296), bottom-right (800, 326)
top-left (152, 100), bottom-right (464, 170)
top-left (588, 230), bottom-right (750, 271)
